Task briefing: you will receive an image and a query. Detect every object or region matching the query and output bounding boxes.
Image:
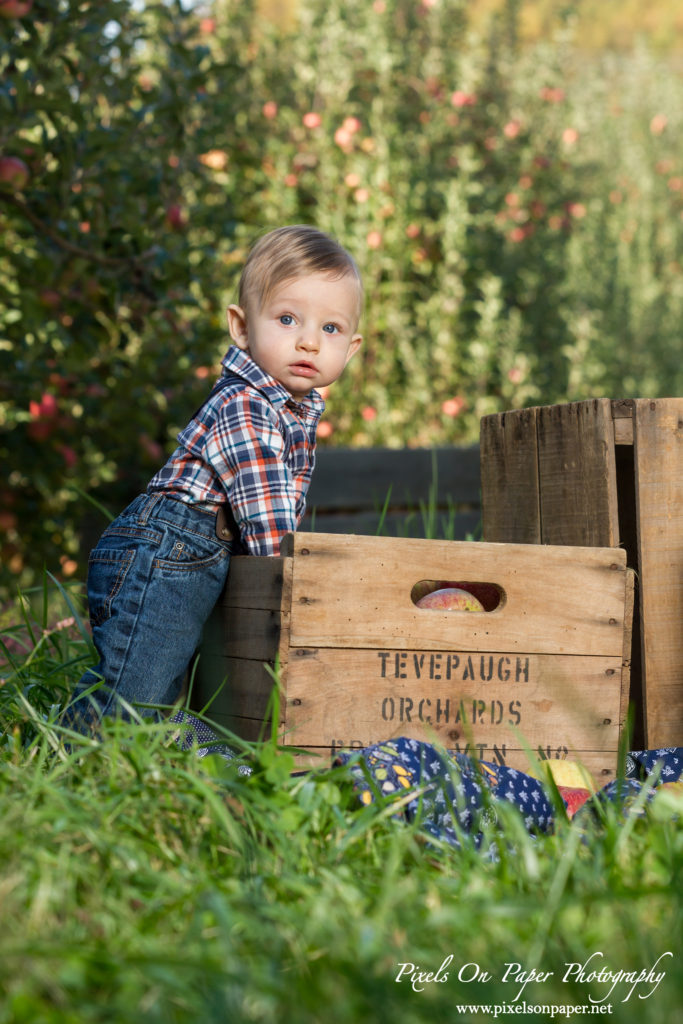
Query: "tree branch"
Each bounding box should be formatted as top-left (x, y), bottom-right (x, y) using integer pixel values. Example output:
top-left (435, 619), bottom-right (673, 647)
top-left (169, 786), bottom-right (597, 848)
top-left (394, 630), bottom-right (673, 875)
top-left (0, 190), bottom-right (159, 270)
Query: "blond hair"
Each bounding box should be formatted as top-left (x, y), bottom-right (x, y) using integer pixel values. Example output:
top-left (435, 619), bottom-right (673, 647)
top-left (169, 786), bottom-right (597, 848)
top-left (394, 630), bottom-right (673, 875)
top-left (238, 224), bottom-right (363, 325)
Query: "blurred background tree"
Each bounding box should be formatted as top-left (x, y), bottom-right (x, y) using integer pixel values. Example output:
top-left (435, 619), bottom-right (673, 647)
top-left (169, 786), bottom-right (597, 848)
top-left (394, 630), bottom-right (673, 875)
top-left (1, 0), bottom-right (681, 594)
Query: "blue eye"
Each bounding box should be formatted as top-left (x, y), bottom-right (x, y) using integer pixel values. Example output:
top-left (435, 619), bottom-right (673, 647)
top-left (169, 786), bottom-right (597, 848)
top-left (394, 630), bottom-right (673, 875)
top-left (323, 323), bottom-right (339, 334)
top-left (279, 314), bottom-right (294, 326)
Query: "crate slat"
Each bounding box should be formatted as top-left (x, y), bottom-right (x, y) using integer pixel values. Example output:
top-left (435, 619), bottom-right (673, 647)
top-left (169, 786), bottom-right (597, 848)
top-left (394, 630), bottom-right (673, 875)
top-left (480, 407), bottom-right (541, 544)
top-left (306, 445), bottom-right (481, 509)
top-left (282, 533), bottom-right (628, 657)
top-left (633, 399), bottom-right (683, 745)
top-left (191, 655), bottom-right (275, 722)
top-left (285, 649), bottom-right (624, 766)
top-left (220, 555), bottom-right (291, 610)
top-left (536, 400), bottom-right (620, 547)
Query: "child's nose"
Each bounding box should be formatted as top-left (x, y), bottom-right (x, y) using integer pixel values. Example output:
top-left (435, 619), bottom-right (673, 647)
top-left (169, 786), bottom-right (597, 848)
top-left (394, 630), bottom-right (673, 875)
top-left (297, 324), bottom-right (320, 350)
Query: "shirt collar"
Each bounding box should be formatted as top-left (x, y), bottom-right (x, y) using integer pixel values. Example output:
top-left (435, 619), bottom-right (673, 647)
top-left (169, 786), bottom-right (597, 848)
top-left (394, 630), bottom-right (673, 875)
top-left (220, 344), bottom-right (325, 416)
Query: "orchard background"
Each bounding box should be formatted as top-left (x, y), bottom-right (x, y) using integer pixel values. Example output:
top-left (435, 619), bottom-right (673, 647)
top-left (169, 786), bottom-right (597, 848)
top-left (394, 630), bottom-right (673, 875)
top-left (1, 0), bottom-right (682, 595)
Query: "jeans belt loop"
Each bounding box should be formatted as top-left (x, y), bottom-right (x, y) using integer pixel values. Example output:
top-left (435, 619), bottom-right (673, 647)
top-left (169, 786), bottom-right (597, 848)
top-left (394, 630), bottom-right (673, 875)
top-left (138, 492), bottom-right (163, 525)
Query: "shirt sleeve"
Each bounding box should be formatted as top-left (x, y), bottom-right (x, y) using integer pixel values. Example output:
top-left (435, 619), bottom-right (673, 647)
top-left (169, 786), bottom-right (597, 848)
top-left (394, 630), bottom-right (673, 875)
top-left (203, 390), bottom-right (300, 556)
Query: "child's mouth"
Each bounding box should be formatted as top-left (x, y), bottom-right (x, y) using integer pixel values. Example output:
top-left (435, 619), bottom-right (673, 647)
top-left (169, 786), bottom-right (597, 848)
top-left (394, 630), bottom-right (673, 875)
top-left (291, 361), bottom-right (317, 377)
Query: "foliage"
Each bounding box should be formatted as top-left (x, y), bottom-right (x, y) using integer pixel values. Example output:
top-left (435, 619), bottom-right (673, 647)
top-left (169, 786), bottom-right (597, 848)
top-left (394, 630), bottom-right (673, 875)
top-left (0, 584), bottom-right (682, 1022)
top-left (470, 0), bottom-right (683, 53)
top-left (1, 0), bottom-right (682, 592)
top-left (0, 0), bottom-right (256, 590)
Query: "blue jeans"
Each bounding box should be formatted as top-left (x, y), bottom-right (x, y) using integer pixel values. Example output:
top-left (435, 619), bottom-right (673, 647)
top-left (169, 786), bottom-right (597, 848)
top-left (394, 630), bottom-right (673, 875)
top-left (67, 492), bottom-right (234, 729)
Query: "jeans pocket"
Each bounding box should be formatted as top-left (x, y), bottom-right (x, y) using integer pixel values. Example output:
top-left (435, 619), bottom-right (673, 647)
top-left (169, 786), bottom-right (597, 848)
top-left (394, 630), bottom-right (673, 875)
top-left (88, 548), bottom-right (136, 626)
top-left (154, 531), bottom-right (229, 573)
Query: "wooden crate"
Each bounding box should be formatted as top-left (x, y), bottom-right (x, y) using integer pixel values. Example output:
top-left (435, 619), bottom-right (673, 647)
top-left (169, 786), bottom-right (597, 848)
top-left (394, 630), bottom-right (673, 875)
top-left (480, 397), bottom-right (683, 749)
top-left (192, 532), bottom-right (634, 780)
top-left (301, 445), bottom-right (481, 540)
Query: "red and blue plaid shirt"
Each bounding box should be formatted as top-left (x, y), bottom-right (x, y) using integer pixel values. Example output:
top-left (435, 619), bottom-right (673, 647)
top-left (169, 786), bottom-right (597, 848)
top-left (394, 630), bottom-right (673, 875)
top-left (147, 345), bottom-right (325, 555)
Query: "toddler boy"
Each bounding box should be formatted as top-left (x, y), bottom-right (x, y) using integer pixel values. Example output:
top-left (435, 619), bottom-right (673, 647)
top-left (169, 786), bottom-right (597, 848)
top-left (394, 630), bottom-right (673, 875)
top-left (68, 224), bottom-right (363, 728)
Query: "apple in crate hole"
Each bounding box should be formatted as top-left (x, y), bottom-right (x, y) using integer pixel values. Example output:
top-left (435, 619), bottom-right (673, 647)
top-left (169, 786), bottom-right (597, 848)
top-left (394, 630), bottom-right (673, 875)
top-left (415, 587), bottom-right (484, 612)
top-left (412, 580), bottom-right (501, 610)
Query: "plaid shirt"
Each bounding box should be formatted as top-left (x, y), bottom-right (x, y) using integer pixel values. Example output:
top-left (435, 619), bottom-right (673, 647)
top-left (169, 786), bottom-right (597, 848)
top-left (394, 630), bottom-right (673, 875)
top-left (147, 345), bottom-right (325, 555)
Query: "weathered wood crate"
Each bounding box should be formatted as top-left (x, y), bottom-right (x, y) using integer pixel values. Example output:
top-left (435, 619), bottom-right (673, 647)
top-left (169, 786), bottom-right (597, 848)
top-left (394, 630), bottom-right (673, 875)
top-left (193, 532), bottom-right (634, 780)
top-left (480, 397), bottom-right (683, 749)
top-left (300, 445), bottom-right (481, 540)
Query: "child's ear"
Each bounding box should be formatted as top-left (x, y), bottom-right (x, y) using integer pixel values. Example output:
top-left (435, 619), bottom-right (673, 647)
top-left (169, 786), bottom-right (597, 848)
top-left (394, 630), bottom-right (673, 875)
top-left (345, 333), bottom-right (363, 366)
top-left (227, 305), bottom-right (248, 350)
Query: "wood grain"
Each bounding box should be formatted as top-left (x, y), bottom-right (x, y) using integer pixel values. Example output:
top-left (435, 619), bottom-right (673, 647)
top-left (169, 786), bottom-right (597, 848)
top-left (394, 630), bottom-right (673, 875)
top-left (283, 533), bottom-right (629, 656)
top-left (536, 399), bottom-right (620, 547)
top-left (283, 648), bottom-right (624, 753)
top-left (633, 399), bottom-right (683, 746)
top-left (306, 445), bottom-right (481, 508)
top-left (612, 399), bottom-right (635, 445)
top-left (219, 555), bottom-right (290, 610)
top-left (480, 407), bottom-right (541, 543)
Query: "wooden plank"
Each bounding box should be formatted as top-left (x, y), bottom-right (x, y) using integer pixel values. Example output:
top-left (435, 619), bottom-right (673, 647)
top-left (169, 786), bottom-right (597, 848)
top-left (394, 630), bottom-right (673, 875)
top-left (219, 555), bottom-right (289, 610)
top-left (633, 398), bottom-right (683, 746)
top-left (193, 557), bottom-right (282, 721)
top-left (299, 508), bottom-right (481, 541)
top-left (200, 713), bottom-right (272, 742)
top-left (612, 399), bottom-right (635, 445)
top-left (307, 445), bottom-right (481, 510)
top-left (280, 533), bottom-right (629, 657)
top-left (214, 606), bottom-right (280, 661)
top-left (199, 556), bottom-right (292, 662)
top-left (191, 655), bottom-right (279, 721)
top-left (536, 399), bottom-right (620, 547)
top-left (283, 648), bottom-right (624, 757)
top-left (480, 408), bottom-right (541, 543)
top-left (192, 555), bottom-right (293, 733)
top-left (619, 569), bottom-right (635, 737)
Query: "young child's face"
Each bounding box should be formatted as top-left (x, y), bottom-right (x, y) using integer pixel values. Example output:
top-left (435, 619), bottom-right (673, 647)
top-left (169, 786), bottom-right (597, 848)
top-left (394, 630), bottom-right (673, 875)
top-left (227, 272), bottom-right (362, 400)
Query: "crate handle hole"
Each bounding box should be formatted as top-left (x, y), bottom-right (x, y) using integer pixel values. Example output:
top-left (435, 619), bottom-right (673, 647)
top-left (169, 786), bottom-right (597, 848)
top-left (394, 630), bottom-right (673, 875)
top-left (411, 580), bottom-right (504, 612)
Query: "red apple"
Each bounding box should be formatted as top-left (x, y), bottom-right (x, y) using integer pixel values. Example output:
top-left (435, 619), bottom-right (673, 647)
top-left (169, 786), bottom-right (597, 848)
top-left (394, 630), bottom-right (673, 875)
top-left (412, 579), bottom-right (501, 610)
top-left (557, 786), bottom-right (592, 819)
top-left (39, 289), bottom-right (61, 310)
top-left (450, 581), bottom-right (501, 611)
top-left (0, 155), bottom-right (30, 190)
top-left (415, 587), bottom-right (484, 611)
top-left (0, 511), bottom-right (17, 531)
top-left (0, 1), bottom-right (33, 18)
top-left (165, 203), bottom-right (187, 230)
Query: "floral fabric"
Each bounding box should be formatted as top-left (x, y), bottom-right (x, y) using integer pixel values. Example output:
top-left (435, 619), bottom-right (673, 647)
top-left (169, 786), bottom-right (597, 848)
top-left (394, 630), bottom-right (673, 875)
top-left (171, 711), bottom-right (683, 847)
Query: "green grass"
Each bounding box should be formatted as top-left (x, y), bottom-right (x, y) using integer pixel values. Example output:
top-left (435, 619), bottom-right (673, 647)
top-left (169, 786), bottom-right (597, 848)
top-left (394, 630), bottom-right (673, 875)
top-left (0, 582), bottom-right (681, 1023)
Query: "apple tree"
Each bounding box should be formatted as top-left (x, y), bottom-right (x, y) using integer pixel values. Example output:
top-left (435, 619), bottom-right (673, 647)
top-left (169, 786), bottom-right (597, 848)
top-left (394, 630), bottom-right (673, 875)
top-left (2, 0), bottom-right (681, 596)
top-left (0, 0), bottom-right (259, 592)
